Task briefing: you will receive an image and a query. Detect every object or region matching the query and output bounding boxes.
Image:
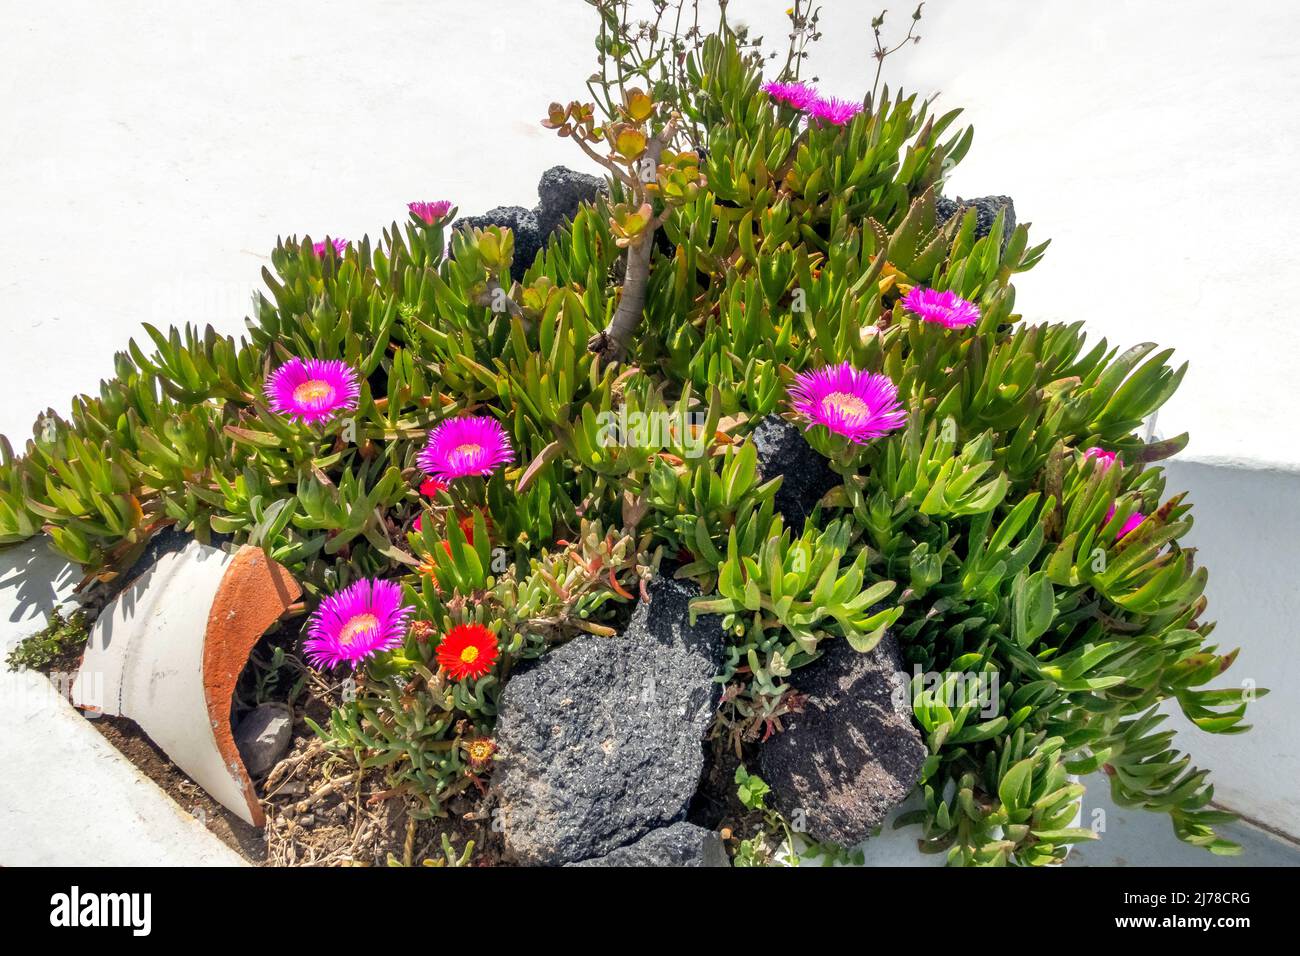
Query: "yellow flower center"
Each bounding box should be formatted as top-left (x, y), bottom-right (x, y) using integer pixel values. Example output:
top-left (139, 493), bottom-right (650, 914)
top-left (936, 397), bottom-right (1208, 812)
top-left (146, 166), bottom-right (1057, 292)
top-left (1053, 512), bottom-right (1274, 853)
top-left (821, 391), bottom-right (870, 422)
top-left (453, 442), bottom-right (482, 459)
top-left (338, 613), bottom-right (379, 645)
top-left (459, 645), bottom-right (480, 664)
top-left (468, 741), bottom-right (493, 762)
top-left (293, 379), bottom-right (335, 404)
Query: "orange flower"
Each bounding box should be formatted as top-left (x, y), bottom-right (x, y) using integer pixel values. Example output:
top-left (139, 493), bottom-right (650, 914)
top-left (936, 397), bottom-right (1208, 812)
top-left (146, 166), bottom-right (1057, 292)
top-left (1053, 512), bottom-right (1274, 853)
top-left (418, 553), bottom-right (440, 579)
top-left (464, 736), bottom-right (497, 770)
top-left (436, 623), bottom-right (499, 681)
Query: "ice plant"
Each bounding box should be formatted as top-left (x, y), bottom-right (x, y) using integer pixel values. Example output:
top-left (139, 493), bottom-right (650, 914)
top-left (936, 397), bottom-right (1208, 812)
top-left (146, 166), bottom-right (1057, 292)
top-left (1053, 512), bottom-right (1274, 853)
top-left (903, 286), bottom-right (981, 329)
top-left (417, 415), bottom-right (514, 482)
top-left (808, 96), bottom-right (863, 127)
top-left (441, 513), bottom-right (481, 556)
top-left (312, 237), bottom-right (350, 257)
top-left (761, 80), bottom-right (820, 110)
top-left (409, 200), bottom-right (452, 225)
top-left (1, 20), bottom-right (1250, 867)
top-left (417, 511), bottom-right (481, 553)
top-left (464, 736), bottom-right (497, 771)
top-left (1104, 503), bottom-right (1146, 541)
top-left (303, 579), bottom-right (414, 669)
top-left (1085, 447), bottom-right (1120, 473)
top-left (789, 363), bottom-right (908, 445)
top-left (436, 623), bottom-right (499, 681)
top-left (264, 357), bottom-right (361, 425)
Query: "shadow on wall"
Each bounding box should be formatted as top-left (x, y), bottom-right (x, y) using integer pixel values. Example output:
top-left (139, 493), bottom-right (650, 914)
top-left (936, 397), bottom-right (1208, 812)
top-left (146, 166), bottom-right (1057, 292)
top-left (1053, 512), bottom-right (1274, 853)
top-left (0, 538), bottom-right (79, 633)
top-left (1160, 458), bottom-right (1300, 840)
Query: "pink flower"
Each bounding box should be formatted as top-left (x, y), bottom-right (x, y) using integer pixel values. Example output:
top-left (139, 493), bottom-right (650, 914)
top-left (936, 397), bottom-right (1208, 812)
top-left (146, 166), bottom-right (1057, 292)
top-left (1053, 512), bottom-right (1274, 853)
top-left (409, 201), bottom-right (453, 225)
top-left (762, 80), bottom-right (821, 111)
top-left (303, 578), bottom-right (414, 669)
top-left (417, 415), bottom-right (514, 482)
top-left (1085, 447), bottom-right (1120, 473)
top-left (789, 362), bottom-right (907, 445)
top-left (807, 96), bottom-right (863, 127)
top-left (1104, 503), bottom-right (1146, 541)
top-left (902, 286), bottom-right (981, 330)
top-left (312, 237), bottom-right (350, 258)
top-left (264, 357), bottom-right (360, 425)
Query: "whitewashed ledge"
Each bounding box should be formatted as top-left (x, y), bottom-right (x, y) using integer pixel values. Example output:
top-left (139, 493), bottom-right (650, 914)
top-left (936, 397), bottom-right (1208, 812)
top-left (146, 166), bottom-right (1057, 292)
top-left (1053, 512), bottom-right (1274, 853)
top-left (0, 536), bottom-right (246, 866)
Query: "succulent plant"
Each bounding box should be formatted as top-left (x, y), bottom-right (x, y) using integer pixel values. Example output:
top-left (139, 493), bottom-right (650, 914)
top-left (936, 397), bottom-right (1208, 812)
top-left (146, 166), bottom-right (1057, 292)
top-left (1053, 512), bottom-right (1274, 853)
top-left (0, 4), bottom-right (1257, 864)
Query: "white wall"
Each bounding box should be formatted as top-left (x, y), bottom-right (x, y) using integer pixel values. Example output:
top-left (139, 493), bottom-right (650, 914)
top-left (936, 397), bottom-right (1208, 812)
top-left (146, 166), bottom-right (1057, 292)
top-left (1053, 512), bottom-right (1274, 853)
top-left (0, 0), bottom-right (599, 443)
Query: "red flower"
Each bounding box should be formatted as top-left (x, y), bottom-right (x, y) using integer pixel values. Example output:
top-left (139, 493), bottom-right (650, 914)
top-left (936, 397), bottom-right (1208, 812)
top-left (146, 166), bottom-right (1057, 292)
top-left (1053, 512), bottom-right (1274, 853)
top-left (436, 623), bottom-right (499, 681)
top-left (420, 478), bottom-right (448, 497)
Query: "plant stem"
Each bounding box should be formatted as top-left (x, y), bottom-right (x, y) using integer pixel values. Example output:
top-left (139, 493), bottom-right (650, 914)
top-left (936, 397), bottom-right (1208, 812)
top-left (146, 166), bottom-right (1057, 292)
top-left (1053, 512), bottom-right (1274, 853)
top-left (587, 117), bottom-right (679, 362)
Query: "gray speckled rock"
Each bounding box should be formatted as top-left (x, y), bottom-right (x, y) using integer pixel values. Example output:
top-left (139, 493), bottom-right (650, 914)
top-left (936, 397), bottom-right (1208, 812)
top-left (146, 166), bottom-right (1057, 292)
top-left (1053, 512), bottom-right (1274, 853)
top-left (567, 822), bottom-right (729, 867)
top-left (536, 165), bottom-right (607, 237)
top-left (456, 166), bottom-right (607, 282)
top-left (935, 194), bottom-right (1016, 246)
top-left (456, 205), bottom-right (542, 282)
top-left (759, 632), bottom-right (925, 848)
top-left (234, 702), bottom-right (293, 777)
top-left (749, 415), bottom-right (840, 532)
top-left (492, 576), bottom-right (723, 865)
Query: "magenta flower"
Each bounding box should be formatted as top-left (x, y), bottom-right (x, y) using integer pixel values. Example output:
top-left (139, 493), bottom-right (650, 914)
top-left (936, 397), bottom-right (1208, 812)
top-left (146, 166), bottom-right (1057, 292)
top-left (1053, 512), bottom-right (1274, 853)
top-left (408, 201), bottom-right (453, 225)
top-left (1104, 503), bottom-right (1146, 541)
top-left (417, 415), bottom-right (515, 482)
top-left (303, 578), bottom-right (414, 669)
top-left (312, 237), bottom-right (350, 258)
top-left (762, 80), bottom-right (821, 111)
top-left (264, 358), bottom-right (361, 425)
top-left (902, 286), bottom-right (981, 330)
top-left (789, 363), bottom-right (908, 445)
top-left (808, 96), bottom-right (863, 127)
top-left (1085, 447), bottom-right (1120, 473)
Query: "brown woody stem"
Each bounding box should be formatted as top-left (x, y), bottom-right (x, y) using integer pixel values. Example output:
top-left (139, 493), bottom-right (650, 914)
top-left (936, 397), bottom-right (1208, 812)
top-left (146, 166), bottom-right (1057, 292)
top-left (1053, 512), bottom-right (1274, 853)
top-left (588, 117), bottom-right (678, 362)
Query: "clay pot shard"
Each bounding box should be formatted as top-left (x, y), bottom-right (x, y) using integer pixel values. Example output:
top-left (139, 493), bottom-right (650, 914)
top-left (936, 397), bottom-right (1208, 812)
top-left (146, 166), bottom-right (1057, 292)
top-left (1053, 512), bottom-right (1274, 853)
top-left (72, 541), bottom-right (301, 827)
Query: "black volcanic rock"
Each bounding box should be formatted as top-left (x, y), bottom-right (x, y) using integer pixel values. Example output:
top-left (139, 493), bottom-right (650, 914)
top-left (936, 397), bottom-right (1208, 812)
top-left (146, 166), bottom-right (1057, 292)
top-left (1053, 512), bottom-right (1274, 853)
top-left (535, 165), bottom-right (607, 237)
top-left (749, 415), bottom-right (841, 532)
top-left (759, 632), bottom-right (926, 847)
top-left (491, 576), bottom-right (723, 865)
top-left (935, 194), bottom-right (1016, 246)
top-left (456, 166), bottom-right (607, 281)
top-left (567, 822), bottom-right (729, 867)
top-left (455, 205), bottom-right (542, 283)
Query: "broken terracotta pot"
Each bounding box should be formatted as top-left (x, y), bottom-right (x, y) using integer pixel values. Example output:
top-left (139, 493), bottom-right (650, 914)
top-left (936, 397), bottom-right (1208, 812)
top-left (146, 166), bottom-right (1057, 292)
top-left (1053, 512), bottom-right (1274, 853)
top-left (72, 540), bottom-right (301, 826)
